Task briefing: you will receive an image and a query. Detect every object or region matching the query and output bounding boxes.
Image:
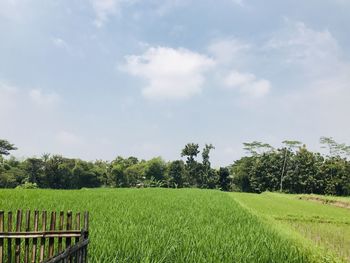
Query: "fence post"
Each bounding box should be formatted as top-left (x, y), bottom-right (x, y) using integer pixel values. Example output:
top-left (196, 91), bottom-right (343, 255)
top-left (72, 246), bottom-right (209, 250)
top-left (24, 210), bottom-right (31, 263)
top-left (0, 211), bottom-right (4, 263)
top-left (40, 211), bottom-right (47, 262)
top-left (15, 210), bottom-right (23, 263)
top-left (32, 210), bottom-right (39, 263)
top-left (7, 211), bottom-right (13, 263)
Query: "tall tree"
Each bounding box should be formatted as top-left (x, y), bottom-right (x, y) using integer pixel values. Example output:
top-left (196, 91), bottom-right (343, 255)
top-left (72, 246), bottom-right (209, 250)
top-left (167, 160), bottom-right (185, 188)
top-left (218, 167), bottom-right (230, 191)
top-left (243, 141), bottom-right (274, 156)
top-left (319, 137), bottom-right (349, 157)
top-left (0, 139), bottom-right (17, 156)
top-left (280, 140), bottom-right (302, 192)
top-left (202, 144), bottom-right (215, 167)
top-left (181, 143), bottom-right (200, 186)
top-left (181, 143), bottom-right (200, 164)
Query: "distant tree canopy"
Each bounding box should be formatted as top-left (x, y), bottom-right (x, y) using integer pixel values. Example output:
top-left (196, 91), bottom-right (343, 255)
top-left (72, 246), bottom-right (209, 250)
top-left (231, 139), bottom-right (350, 196)
top-left (0, 138), bottom-right (349, 196)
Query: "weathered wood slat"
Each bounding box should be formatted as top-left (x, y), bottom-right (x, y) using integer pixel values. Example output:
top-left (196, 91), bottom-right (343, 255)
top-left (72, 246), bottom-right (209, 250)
top-left (66, 211), bottom-right (73, 263)
top-left (48, 212), bottom-right (56, 258)
top-left (7, 212), bottom-right (12, 263)
top-left (40, 211), bottom-right (47, 262)
top-left (43, 239), bottom-right (89, 263)
top-left (24, 210), bottom-right (31, 263)
top-left (58, 212), bottom-right (64, 253)
top-left (0, 230), bottom-right (83, 239)
top-left (15, 210), bottom-right (22, 263)
top-left (75, 213), bottom-right (81, 263)
top-left (0, 210), bottom-right (89, 263)
top-left (0, 211), bottom-right (4, 263)
top-left (31, 211), bottom-right (39, 263)
top-left (83, 212), bottom-right (89, 262)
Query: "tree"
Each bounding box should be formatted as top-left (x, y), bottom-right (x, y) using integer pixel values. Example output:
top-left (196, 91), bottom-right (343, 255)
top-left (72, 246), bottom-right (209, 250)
top-left (319, 136), bottom-right (350, 157)
top-left (202, 144), bottom-right (215, 167)
top-left (0, 139), bottom-right (17, 156)
top-left (243, 141), bottom-right (274, 156)
top-left (181, 143), bottom-right (200, 164)
top-left (24, 158), bottom-right (44, 185)
top-left (167, 160), bottom-right (185, 188)
top-left (218, 167), bottom-right (230, 191)
top-left (144, 157), bottom-right (166, 181)
top-left (280, 140), bottom-right (302, 192)
top-left (181, 143), bottom-right (201, 186)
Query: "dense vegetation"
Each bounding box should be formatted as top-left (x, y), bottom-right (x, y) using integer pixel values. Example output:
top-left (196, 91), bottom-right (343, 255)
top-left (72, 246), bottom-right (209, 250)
top-left (0, 188), bottom-right (332, 262)
top-left (0, 137), bottom-right (349, 196)
top-left (231, 139), bottom-right (350, 196)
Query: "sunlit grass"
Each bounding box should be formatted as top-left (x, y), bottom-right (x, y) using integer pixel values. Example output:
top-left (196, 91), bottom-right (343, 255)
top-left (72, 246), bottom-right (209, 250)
top-left (232, 192), bottom-right (350, 262)
top-left (0, 188), bottom-right (326, 262)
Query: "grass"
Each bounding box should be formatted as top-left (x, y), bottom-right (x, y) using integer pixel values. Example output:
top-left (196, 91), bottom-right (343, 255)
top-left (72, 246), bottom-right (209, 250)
top-left (232, 192), bottom-right (350, 262)
top-left (0, 188), bottom-right (329, 262)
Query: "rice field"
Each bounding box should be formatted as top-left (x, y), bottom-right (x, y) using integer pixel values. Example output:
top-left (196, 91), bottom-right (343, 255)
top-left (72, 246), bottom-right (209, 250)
top-left (232, 192), bottom-right (350, 262)
top-left (0, 188), bottom-right (332, 262)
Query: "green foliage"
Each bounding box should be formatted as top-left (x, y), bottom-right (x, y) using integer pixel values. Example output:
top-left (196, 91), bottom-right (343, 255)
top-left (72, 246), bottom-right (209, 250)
top-left (16, 182), bottom-right (38, 189)
top-left (0, 188), bottom-right (326, 262)
top-left (0, 138), bottom-right (349, 195)
top-left (243, 141), bottom-right (274, 156)
top-left (231, 141), bottom-right (350, 196)
top-left (167, 160), bottom-right (185, 188)
top-left (181, 143), bottom-right (200, 164)
top-left (0, 139), bottom-right (17, 156)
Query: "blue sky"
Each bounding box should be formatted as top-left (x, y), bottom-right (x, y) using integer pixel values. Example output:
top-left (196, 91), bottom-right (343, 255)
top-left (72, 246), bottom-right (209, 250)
top-left (1, 0), bottom-right (350, 166)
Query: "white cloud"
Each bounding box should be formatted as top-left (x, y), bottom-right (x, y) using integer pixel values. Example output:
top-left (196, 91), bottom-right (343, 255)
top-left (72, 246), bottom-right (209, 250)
top-left (29, 89), bottom-right (60, 107)
top-left (224, 71), bottom-right (271, 97)
top-left (122, 46), bottom-right (214, 100)
top-left (208, 38), bottom-right (251, 64)
top-left (91, 0), bottom-right (120, 27)
top-left (262, 20), bottom-right (350, 138)
top-left (265, 21), bottom-right (341, 77)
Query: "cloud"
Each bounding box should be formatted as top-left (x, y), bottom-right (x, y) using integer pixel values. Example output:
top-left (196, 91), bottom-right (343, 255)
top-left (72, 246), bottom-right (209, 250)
top-left (122, 46), bottom-right (215, 100)
top-left (261, 20), bottom-right (350, 139)
top-left (265, 21), bottom-right (341, 77)
top-left (224, 71), bottom-right (271, 97)
top-left (29, 89), bottom-right (60, 107)
top-left (91, 0), bottom-right (120, 27)
top-left (208, 38), bottom-right (251, 64)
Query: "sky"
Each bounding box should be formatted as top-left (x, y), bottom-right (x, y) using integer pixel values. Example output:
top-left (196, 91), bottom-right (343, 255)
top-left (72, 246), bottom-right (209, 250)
top-left (1, 0), bottom-right (350, 166)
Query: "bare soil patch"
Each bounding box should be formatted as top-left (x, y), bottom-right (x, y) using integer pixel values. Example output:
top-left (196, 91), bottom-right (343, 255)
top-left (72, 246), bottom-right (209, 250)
top-left (299, 196), bottom-right (350, 210)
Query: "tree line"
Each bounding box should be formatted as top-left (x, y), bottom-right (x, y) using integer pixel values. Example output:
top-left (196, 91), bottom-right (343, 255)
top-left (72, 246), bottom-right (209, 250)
top-left (0, 137), bottom-right (349, 195)
top-left (0, 140), bottom-right (230, 191)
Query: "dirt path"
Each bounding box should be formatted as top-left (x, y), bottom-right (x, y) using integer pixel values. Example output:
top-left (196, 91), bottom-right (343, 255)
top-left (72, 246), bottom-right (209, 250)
top-left (299, 196), bottom-right (350, 210)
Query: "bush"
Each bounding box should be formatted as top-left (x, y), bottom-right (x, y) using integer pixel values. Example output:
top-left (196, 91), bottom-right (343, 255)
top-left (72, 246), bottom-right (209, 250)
top-left (16, 182), bottom-right (38, 189)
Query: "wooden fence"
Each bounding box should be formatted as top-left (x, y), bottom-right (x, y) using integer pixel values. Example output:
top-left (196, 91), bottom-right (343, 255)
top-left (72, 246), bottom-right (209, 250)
top-left (0, 210), bottom-right (89, 263)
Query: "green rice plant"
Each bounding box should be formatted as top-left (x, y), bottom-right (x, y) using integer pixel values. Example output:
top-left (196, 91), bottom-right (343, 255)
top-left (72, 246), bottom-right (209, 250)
top-left (0, 188), bottom-right (325, 262)
top-left (232, 192), bottom-right (350, 262)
